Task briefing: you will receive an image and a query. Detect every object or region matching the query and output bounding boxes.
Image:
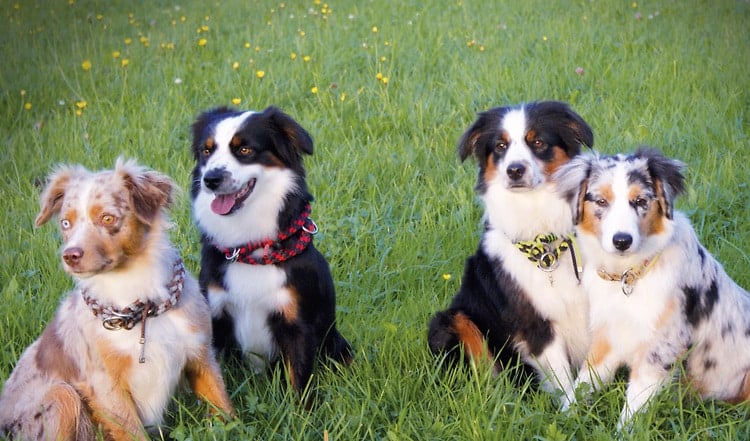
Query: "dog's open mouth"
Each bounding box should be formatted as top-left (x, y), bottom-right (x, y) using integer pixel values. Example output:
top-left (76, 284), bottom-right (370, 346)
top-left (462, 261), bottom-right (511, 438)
top-left (210, 179), bottom-right (256, 215)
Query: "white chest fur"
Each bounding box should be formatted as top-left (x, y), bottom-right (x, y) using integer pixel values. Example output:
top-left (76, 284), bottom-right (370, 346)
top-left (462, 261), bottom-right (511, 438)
top-left (207, 262), bottom-right (291, 371)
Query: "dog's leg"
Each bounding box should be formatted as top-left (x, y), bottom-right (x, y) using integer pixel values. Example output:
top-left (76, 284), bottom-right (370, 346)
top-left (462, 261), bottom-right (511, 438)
top-left (185, 348), bottom-right (235, 417)
top-left (76, 383), bottom-right (148, 441)
top-left (268, 313), bottom-right (314, 392)
top-left (562, 332), bottom-right (620, 411)
top-left (532, 336), bottom-right (575, 403)
top-left (617, 362), bottom-right (671, 430)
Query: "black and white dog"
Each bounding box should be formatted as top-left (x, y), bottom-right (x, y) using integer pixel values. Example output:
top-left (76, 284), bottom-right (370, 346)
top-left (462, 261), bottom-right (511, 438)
top-left (556, 148), bottom-right (750, 427)
top-left (190, 106), bottom-right (352, 391)
top-left (428, 101), bottom-right (594, 399)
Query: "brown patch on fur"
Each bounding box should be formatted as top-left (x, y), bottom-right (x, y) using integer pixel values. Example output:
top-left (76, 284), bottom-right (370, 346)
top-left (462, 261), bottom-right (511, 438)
top-left (43, 384), bottom-right (85, 440)
top-left (230, 135), bottom-right (242, 149)
top-left (642, 181), bottom-right (667, 235)
top-left (205, 137), bottom-right (215, 149)
top-left (654, 297), bottom-right (677, 331)
top-left (184, 351), bottom-right (235, 417)
top-left (727, 371), bottom-right (750, 404)
top-left (452, 312), bottom-right (492, 362)
top-left (34, 320), bottom-right (80, 382)
top-left (587, 327), bottom-right (612, 366)
top-left (579, 201), bottom-right (600, 236)
top-left (544, 145), bottom-right (572, 177)
top-left (483, 153), bottom-right (498, 184)
top-left (281, 287), bottom-right (300, 322)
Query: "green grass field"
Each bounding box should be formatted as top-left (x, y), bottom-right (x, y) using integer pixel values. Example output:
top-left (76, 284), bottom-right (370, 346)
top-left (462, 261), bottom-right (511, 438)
top-left (1, 0), bottom-right (749, 439)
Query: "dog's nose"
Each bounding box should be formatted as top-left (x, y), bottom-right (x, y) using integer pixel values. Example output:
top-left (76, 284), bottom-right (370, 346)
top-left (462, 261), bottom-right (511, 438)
top-left (203, 169), bottom-right (227, 191)
top-left (62, 247), bottom-right (84, 266)
top-left (506, 162), bottom-right (526, 181)
top-left (612, 233), bottom-right (633, 251)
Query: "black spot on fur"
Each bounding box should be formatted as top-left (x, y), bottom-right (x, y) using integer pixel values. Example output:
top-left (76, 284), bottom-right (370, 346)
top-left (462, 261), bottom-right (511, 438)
top-left (721, 323), bottom-right (734, 339)
top-left (704, 358), bottom-right (716, 370)
top-left (683, 279), bottom-right (719, 326)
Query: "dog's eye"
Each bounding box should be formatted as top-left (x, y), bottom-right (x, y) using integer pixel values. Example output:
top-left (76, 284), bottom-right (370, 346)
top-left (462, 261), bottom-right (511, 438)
top-left (60, 219), bottom-right (71, 230)
top-left (238, 147), bottom-right (253, 156)
top-left (531, 139), bottom-right (546, 150)
top-left (495, 141), bottom-right (508, 152)
top-left (595, 198), bottom-right (609, 208)
top-left (634, 197), bottom-right (649, 210)
top-left (100, 214), bottom-right (116, 226)
top-left (201, 146), bottom-right (213, 157)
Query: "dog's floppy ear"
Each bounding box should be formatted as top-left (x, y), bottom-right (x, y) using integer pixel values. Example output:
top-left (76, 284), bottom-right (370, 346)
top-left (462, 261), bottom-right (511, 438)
top-left (35, 165), bottom-right (87, 227)
top-left (637, 147), bottom-right (686, 219)
top-left (116, 158), bottom-right (176, 225)
top-left (554, 153), bottom-right (594, 225)
top-left (457, 108), bottom-right (505, 163)
top-left (264, 106), bottom-right (314, 157)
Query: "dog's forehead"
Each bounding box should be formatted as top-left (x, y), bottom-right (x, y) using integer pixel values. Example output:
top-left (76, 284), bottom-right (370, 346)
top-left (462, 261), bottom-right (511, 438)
top-left (499, 108), bottom-right (527, 141)
top-left (591, 154), bottom-right (653, 193)
top-left (62, 172), bottom-right (129, 214)
top-left (212, 111), bottom-right (257, 146)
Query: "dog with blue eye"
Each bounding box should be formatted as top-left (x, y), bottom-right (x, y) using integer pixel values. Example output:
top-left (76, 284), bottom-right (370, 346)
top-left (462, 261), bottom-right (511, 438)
top-left (555, 147), bottom-right (750, 428)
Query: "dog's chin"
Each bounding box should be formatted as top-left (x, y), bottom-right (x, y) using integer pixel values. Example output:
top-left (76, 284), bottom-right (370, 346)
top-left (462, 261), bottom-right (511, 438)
top-left (208, 178), bottom-right (257, 216)
top-left (63, 261), bottom-right (114, 278)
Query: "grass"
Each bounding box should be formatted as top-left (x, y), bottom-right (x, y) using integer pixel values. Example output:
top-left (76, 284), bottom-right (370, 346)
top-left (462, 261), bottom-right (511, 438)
top-left (1, 0), bottom-right (749, 439)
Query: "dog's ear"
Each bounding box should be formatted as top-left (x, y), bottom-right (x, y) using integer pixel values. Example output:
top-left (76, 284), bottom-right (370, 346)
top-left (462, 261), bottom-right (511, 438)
top-left (637, 147), bottom-right (686, 219)
top-left (531, 101), bottom-right (594, 156)
top-left (264, 106), bottom-right (314, 157)
top-left (554, 153), bottom-right (594, 225)
top-left (457, 109), bottom-right (505, 163)
top-left (35, 165), bottom-right (87, 227)
top-left (116, 158), bottom-right (176, 225)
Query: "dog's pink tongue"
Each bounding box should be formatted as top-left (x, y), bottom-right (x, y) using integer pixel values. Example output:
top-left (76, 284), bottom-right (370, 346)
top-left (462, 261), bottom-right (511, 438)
top-left (211, 194), bottom-right (236, 215)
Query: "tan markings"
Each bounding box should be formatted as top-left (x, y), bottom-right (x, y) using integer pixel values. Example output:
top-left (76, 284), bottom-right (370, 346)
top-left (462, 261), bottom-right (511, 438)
top-left (281, 287), bottom-right (300, 323)
top-left (579, 202), bottom-right (600, 236)
top-left (643, 181), bottom-right (666, 235)
top-left (587, 327), bottom-right (612, 367)
top-left (484, 152), bottom-right (497, 184)
top-left (118, 215), bottom-right (147, 258)
top-left (230, 135), bottom-right (242, 148)
top-left (185, 349), bottom-right (235, 417)
top-left (543, 146), bottom-right (572, 177)
top-left (654, 297), bottom-right (677, 331)
top-left (285, 358), bottom-right (297, 391)
top-left (575, 179), bottom-right (589, 224)
top-left (205, 137), bottom-right (215, 148)
top-left (34, 320), bottom-right (80, 382)
top-left (600, 183), bottom-right (614, 202)
top-left (81, 341), bottom-right (147, 440)
top-left (43, 384), bottom-right (84, 440)
top-left (728, 370), bottom-right (750, 404)
top-left (452, 312), bottom-right (492, 363)
top-left (525, 129), bottom-right (538, 144)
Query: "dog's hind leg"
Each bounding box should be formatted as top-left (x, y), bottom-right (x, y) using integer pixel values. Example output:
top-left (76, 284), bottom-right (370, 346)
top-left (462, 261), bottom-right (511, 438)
top-left (618, 362), bottom-right (671, 430)
top-left (185, 348), bottom-right (235, 417)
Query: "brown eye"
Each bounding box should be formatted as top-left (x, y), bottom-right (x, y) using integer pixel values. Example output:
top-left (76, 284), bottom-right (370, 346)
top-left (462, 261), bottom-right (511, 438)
top-left (238, 147), bottom-right (252, 156)
top-left (532, 139), bottom-right (545, 150)
top-left (634, 197), bottom-right (649, 209)
top-left (202, 147), bottom-right (212, 157)
top-left (100, 214), bottom-right (116, 225)
top-left (595, 198), bottom-right (609, 208)
top-left (495, 141), bottom-right (508, 152)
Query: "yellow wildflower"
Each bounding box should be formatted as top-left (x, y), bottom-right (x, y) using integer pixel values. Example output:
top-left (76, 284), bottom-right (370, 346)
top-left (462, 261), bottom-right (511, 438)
top-left (256, 70), bottom-right (265, 79)
top-left (124, 37), bottom-right (132, 45)
top-left (198, 38), bottom-right (207, 47)
top-left (311, 86), bottom-right (318, 94)
top-left (232, 61), bottom-right (240, 70)
top-left (121, 58), bottom-right (130, 67)
top-left (232, 98), bottom-right (241, 105)
top-left (112, 51), bottom-right (121, 58)
top-left (24, 102), bottom-right (31, 111)
top-left (81, 60), bottom-right (92, 71)
top-left (290, 52), bottom-right (297, 60)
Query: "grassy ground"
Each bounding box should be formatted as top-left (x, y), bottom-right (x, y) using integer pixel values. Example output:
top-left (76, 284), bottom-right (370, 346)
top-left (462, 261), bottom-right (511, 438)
top-left (1, 0), bottom-right (749, 439)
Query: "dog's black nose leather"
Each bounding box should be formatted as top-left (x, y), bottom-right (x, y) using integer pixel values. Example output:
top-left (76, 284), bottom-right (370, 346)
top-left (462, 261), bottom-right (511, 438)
top-left (612, 233), bottom-right (633, 251)
top-left (203, 169), bottom-right (227, 191)
top-left (507, 162), bottom-right (526, 181)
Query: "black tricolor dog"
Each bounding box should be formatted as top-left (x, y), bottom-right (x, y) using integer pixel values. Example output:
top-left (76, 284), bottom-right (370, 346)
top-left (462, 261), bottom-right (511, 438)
top-left (190, 106), bottom-right (351, 391)
top-left (428, 101), bottom-right (594, 399)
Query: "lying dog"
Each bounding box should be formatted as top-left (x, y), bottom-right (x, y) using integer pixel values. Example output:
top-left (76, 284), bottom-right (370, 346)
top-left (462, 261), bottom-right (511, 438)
top-left (0, 159), bottom-right (233, 440)
top-left (556, 148), bottom-right (750, 427)
top-left (428, 101), bottom-right (594, 398)
top-left (190, 106), bottom-right (352, 392)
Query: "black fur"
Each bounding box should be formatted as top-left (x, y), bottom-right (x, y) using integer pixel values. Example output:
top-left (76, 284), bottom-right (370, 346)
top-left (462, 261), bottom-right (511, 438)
top-left (190, 106), bottom-right (352, 391)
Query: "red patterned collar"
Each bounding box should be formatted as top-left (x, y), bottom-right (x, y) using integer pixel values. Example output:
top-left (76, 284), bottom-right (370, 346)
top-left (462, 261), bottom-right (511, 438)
top-left (218, 203), bottom-right (318, 265)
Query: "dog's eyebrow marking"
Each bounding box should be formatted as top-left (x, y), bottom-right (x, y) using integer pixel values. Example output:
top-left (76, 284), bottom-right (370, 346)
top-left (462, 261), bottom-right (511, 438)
top-left (627, 169), bottom-right (650, 187)
top-left (230, 135), bottom-right (242, 149)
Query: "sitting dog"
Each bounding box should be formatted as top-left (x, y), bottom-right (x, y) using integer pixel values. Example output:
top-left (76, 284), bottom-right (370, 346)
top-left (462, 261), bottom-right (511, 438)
top-left (555, 148), bottom-right (750, 427)
top-left (427, 101), bottom-right (594, 398)
top-left (0, 159), bottom-right (233, 440)
top-left (190, 106), bottom-right (352, 392)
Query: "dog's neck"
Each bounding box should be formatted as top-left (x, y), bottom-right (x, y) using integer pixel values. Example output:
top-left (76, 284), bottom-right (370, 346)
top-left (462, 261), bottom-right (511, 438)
top-left (481, 183), bottom-right (575, 242)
